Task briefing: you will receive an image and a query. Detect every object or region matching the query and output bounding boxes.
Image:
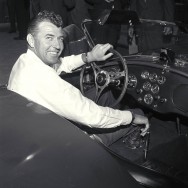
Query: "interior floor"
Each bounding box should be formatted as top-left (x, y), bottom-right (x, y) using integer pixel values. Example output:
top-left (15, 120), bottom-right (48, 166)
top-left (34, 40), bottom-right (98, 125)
top-left (109, 115), bottom-right (188, 185)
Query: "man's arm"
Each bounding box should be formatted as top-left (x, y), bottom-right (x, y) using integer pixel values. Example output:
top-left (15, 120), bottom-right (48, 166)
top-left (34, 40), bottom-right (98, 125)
top-left (56, 43), bottom-right (113, 74)
top-left (34, 69), bottom-right (149, 131)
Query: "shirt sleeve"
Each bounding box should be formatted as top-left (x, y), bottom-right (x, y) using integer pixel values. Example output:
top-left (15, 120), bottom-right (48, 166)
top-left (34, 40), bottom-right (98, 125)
top-left (55, 54), bottom-right (85, 74)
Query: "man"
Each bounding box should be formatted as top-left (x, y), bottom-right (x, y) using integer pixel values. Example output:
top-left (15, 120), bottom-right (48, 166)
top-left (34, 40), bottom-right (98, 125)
top-left (130, 0), bottom-right (175, 52)
top-left (8, 11), bottom-right (149, 146)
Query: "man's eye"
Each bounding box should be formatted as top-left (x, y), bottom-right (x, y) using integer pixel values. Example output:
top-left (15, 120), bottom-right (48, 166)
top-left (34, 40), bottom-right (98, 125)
top-left (46, 36), bottom-right (53, 40)
top-left (60, 38), bottom-right (64, 42)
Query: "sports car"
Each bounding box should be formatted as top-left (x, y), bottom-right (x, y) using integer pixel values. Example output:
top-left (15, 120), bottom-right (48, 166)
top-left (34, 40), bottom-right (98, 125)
top-left (1, 10), bottom-right (188, 188)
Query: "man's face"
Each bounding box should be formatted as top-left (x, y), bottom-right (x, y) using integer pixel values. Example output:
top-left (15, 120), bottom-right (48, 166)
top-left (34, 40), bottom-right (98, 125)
top-left (32, 21), bottom-right (64, 65)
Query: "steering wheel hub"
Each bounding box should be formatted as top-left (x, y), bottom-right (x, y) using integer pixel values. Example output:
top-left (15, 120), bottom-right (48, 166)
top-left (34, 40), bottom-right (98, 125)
top-left (96, 71), bottom-right (109, 86)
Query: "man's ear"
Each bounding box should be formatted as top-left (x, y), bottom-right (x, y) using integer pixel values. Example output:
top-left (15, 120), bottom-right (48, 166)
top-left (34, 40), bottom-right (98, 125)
top-left (27, 34), bottom-right (35, 48)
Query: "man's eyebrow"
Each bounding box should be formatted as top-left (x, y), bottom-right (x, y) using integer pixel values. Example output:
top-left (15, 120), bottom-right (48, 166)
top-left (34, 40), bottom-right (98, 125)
top-left (45, 34), bottom-right (65, 38)
top-left (45, 34), bottom-right (55, 37)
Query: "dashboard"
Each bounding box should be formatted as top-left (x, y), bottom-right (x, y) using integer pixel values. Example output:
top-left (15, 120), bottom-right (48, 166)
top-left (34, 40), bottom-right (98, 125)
top-left (126, 56), bottom-right (188, 117)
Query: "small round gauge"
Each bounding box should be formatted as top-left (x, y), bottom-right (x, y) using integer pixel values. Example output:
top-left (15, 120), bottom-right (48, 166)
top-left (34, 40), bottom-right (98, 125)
top-left (151, 84), bottom-right (160, 94)
top-left (157, 75), bottom-right (166, 84)
top-left (143, 81), bottom-right (151, 91)
top-left (141, 71), bottom-right (150, 79)
top-left (149, 73), bottom-right (158, 82)
top-left (144, 94), bottom-right (153, 105)
top-left (128, 74), bottom-right (137, 89)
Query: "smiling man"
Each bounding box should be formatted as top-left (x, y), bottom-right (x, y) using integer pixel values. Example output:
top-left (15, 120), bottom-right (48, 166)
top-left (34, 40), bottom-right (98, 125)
top-left (8, 10), bottom-right (149, 146)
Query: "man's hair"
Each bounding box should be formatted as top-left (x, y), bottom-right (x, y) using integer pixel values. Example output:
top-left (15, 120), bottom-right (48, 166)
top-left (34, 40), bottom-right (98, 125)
top-left (27, 10), bottom-right (64, 36)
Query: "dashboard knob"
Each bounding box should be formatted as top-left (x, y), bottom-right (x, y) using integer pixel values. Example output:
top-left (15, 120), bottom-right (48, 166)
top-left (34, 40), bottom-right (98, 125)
top-left (160, 98), bottom-right (167, 103)
top-left (153, 104), bottom-right (158, 108)
top-left (137, 97), bottom-right (142, 102)
top-left (154, 95), bottom-right (160, 100)
top-left (136, 89), bottom-right (143, 94)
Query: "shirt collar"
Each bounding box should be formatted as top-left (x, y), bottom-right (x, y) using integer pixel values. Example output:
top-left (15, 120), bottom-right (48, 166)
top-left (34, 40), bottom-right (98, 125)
top-left (26, 49), bottom-right (44, 65)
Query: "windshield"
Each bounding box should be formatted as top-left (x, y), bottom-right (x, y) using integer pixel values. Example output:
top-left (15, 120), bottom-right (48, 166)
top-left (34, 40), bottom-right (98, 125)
top-left (82, 10), bottom-right (188, 59)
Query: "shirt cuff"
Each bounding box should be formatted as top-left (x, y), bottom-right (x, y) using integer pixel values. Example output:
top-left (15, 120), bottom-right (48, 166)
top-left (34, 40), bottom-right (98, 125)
top-left (121, 110), bottom-right (133, 125)
top-left (58, 54), bottom-right (85, 73)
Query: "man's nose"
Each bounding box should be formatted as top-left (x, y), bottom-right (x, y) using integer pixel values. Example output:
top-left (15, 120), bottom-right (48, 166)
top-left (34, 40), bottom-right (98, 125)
top-left (52, 38), bottom-right (61, 49)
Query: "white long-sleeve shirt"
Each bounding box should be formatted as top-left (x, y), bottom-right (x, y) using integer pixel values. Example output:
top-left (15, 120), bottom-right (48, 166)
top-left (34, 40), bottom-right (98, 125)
top-left (8, 49), bottom-right (132, 128)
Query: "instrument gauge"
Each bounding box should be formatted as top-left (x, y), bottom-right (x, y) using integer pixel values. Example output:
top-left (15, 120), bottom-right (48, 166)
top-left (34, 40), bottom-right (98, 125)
top-left (151, 84), bottom-right (160, 94)
top-left (141, 71), bottom-right (150, 79)
top-left (149, 73), bottom-right (158, 82)
top-left (157, 76), bottom-right (166, 84)
top-left (143, 81), bottom-right (151, 91)
top-left (144, 94), bottom-right (153, 105)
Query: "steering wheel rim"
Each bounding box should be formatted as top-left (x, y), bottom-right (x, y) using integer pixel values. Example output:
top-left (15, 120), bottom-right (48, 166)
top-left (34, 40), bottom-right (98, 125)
top-left (80, 48), bottom-right (128, 108)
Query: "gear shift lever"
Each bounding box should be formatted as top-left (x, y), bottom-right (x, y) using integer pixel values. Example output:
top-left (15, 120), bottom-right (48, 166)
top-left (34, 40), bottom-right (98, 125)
top-left (144, 126), bottom-right (150, 161)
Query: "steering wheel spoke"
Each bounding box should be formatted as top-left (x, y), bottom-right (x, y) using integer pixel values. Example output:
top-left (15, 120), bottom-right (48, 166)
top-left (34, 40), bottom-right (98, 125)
top-left (109, 70), bottom-right (126, 82)
top-left (94, 84), bottom-right (108, 103)
top-left (91, 62), bottom-right (102, 72)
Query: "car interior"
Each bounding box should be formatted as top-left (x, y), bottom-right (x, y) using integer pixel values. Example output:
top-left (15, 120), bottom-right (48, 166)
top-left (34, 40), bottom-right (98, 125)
top-left (61, 10), bottom-right (188, 186)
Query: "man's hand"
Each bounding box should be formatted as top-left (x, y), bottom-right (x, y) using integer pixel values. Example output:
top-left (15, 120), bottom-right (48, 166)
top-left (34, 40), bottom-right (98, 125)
top-left (87, 43), bottom-right (113, 63)
top-left (132, 114), bottom-right (150, 136)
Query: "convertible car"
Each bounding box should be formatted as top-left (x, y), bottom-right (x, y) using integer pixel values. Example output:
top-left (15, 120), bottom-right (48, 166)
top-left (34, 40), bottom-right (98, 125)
top-left (1, 10), bottom-right (188, 188)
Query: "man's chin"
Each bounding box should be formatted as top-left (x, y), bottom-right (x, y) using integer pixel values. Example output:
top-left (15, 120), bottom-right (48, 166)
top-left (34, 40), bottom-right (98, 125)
top-left (47, 57), bottom-right (59, 65)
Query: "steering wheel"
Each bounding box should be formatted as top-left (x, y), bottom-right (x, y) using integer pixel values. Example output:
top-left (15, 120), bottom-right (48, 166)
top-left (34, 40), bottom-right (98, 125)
top-left (80, 48), bottom-right (128, 108)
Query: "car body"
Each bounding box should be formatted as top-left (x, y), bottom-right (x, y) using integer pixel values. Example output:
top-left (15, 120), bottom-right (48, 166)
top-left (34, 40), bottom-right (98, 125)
top-left (0, 87), bottom-right (143, 188)
top-left (1, 10), bottom-right (188, 188)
